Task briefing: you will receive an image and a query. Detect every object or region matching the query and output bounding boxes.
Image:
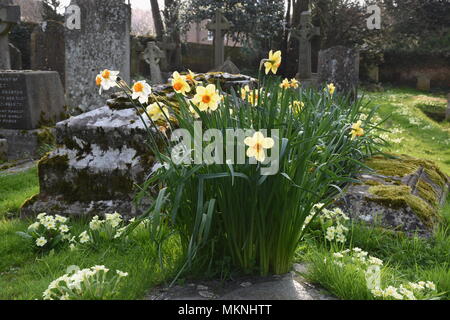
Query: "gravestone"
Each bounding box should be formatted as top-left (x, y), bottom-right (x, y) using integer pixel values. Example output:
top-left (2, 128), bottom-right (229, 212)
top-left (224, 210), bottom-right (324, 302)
top-left (0, 1), bottom-right (21, 70)
top-left (143, 42), bottom-right (164, 85)
top-left (0, 138), bottom-right (7, 162)
top-left (31, 21), bottom-right (65, 87)
top-left (318, 46), bottom-right (359, 96)
top-left (0, 70), bottom-right (65, 159)
top-left (416, 74), bottom-right (430, 91)
top-left (65, 0), bottom-right (131, 111)
top-left (156, 36), bottom-right (176, 72)
top-left (9, 43), bottom-right (22, 69)
top-left (292, 11), bottom-right (320, 86)
top-left (367, 65), bottom-right (379, 83)
top-left (212, 57), bottom-right (240, 74)
top-left (206, 10), bottom-right (232, 69)
top-left (21, 72), bottom-right (257, 217)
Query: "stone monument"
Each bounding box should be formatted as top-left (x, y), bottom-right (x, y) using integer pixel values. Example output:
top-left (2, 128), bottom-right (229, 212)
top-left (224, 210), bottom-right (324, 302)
top-left (292, 11), bottom-right (320, 86)
top-left (65, 0), bottom-right (131, 111)
top-left (143, 42), bottom-right (164, 85)
top-left (206, 9), bottom-right (232, 69)
top-left (416, 74), bottom-right (431, 91)
top-left (318, 46), bottom-right (360, 96)
top-left (0, 1), bottom-right (20, 70)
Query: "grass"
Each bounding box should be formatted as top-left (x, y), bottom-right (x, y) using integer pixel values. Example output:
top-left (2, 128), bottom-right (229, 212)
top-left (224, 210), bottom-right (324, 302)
top-left (0, 88), bottom-right (449, 300)
top-left (363, 88), bottom-right (450, 174)
top-left (0, 168), bottom-right (39, 219)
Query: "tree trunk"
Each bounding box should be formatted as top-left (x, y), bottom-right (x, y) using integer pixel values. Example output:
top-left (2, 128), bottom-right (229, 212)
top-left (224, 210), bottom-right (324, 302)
top-left (150, 0), bottom-right (165, 41)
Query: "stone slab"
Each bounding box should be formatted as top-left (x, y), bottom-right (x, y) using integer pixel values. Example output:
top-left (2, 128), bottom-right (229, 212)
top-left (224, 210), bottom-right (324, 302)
top-left (0, 128), bottom-right (53, 160)
top-left (0, 70), bottom-right (65, 130)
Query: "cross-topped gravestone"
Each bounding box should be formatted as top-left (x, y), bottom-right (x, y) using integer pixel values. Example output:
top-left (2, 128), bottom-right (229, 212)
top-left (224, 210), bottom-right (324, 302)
top-left (0, 1), bottom-right (21, 70)
top-left (143, 42), bottom-right (165, 84)
top-left (206, 9), bottom-right (232, 68)
top-left (292, 11), bottom-right (320, 80)
top-left (156, 36), bottom-right (176, 71)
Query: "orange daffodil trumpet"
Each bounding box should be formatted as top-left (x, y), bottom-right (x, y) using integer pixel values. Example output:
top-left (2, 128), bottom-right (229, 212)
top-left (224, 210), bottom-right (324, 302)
top-left (192, 84), bottom-right (221, 112)
top-left (146, 103), bottom-right (169, 122)
top-left (95, 69), bottom-right (119, 94)
top-left (350, 120), bottom-right (364, 140)
top-left (131, 80), bottom-right (152, 104)
top-left (264, 50), bottom-right (282, 75)
top-left (244, 132), bottom-right (275, 163)
top-left (185, 70), bottom-right (198, 85)
top-left (171, 71), bottom-right (191, 95)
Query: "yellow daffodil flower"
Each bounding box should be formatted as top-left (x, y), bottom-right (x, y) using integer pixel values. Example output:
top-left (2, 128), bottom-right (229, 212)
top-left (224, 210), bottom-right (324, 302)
top-left (244, 132), bottom-right (275, 162)
top-left (185, 69), bottom-right (198, 85)
top-left (264, 50), bottom-right (282, 75)
top-left (350, 120), bottom-right (364, 140)
top-left (131, 80), bottom-right (152, 104)
top-left (326, 83), bottom-right (336, 95)
top-left (146, 103), bottom-right (169, 122)
top-left (280, 79), bottom-right (291, 89)
top-left (189, 105), bottom-right (200, 119)
top-left (241, 85), bottom-right (258, 106)
top-left (95, 69), bottom-right (119, 94)
top-left (192, 84), bottom-right (221, 112)
top-left (171, 71), bottom-right (191, 95)
top-left (290, 78), bottom-right (299, 89)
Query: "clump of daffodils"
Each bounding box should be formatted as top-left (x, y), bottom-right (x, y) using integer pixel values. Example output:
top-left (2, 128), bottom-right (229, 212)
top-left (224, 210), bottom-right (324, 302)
top-left (327, 248), bottom-right (439, 300)
top-left (42, 265), bottom-right (128, 300)
top-left (303, 204), bottom-right (350, 244)
top-left (19, 213), bottom-right (71, 251)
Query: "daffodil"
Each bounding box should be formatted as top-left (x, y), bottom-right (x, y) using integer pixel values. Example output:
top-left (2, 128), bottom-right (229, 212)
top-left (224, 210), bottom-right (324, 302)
top-left (131, 80), bottom-right (152, 104)
top-left (95, 69), bottom-right (119, 94)
top-left (350, 120), bottom-right (364, 140)
top-left (185, 69), bottom-right (198, 85)
top-left (290, 78), bottom-right (299, 89)
top-left (192, 84), bottom-right (221, 112)
top-left (189, 105), bottom-right (200, 119)
top-left (241, 85), bottom-right (258, 106)
top-left (146, 103), bottom-right (169, 122)
top-left (280, 79), bottom-right (290, 89)
top-left (244, 132), bottom-right (275, 162)
top-left (264, 50), bottom-right (282, 75)
top-left (326, 83), bottom-right (336, 95)
top-left (171, 71), bottom-right (191, 95)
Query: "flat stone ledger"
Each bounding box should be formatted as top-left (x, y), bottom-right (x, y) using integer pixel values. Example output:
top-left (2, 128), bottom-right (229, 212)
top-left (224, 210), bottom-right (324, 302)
top-left (0, 71), bottom-right (65, 130)
top-left (65, 0), bottom-right (131, 112)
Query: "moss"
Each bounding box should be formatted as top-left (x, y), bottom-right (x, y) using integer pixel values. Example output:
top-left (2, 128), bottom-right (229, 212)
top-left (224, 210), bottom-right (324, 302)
top-left (363, 179), bottom-right (382, 186)
top-left (368, 185), bottom-right (439, 227)
top-left (416, 180), bottom-right (439, 207)
top-left (38, 153), bottom-right (69, 172)
top-left (366, 155), bottom-right (449, 187)
top-left (21, 194), bottom-right (39, 209)
top-left (36, 127), bottom-right (56, 146)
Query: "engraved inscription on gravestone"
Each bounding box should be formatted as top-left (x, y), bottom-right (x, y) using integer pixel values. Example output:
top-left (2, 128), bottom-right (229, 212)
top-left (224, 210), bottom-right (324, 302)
top-left (0, 73), bottom-right (27, 128)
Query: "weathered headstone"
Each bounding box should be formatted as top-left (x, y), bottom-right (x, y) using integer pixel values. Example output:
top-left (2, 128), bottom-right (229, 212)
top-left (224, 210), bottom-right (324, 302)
top-left (318, 46), bottom-right (360, 96)
top-left (65, 0), bottom-right (131, 111)
top-left (212, 56), bottom-right (240, 74)
top-left (156, 36), bottom-right (176, 71)
top-left (292, 11), bottom-right (320, 85)
top-left (31, 21), bottom-right (65, 87)
top-left (143, 42), bottom-right (164, 85)
top-left (367, 65), bottom-right (379, 83)
top-left (0, 138), bottom-right (7, 162)
top-left (206, 10), bottom-right (232, 69)
top-left (0, 2), bottom-right (21, 70)
top-left (416, 74), bottom-right (430, 91)
top-left (0, 70), bottom-right (65, 159)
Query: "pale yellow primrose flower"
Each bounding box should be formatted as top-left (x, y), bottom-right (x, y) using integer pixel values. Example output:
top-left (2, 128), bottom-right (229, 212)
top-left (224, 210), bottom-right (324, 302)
top-left (171, 71), bottom-right (191, 95)
top-left (36, 237), bottom-right (47, 247)
top-left (96, 69), bottom-right (119, 94)
top-left (264, 50), bottom-right (282, 75)
top-left (146, 103), bottom-right (169, 122)
top-left (131, 80), bottom-right (152, 104)
top-left (350, 120), bottom-right (364, 140)
top-left (192, 84), bottom-right (221, 112)
top-left (244, 132), bottom-right (275, 162)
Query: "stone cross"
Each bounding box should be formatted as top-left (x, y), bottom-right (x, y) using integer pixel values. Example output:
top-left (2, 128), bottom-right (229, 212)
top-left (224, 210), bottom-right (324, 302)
top-left (156, 36), bottom-right (176, 71)
top-left (292, 11), bottom-right (320, 80)
top-left (0, 2), bottom-right (21, 70)
top-left (206, 9), bottom-right (232, 68)
top-left (143, 42), bottom-right (165, 85)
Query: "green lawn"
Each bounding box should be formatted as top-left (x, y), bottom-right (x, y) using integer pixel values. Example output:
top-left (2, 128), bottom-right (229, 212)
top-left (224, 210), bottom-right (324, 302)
top-left (0, 88), bottom-right (449, 300)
